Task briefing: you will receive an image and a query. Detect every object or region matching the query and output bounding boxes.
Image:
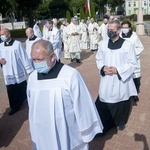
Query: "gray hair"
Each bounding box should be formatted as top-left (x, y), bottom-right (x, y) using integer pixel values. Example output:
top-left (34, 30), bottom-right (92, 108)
top-left (108, 20), bottom-right (121, 29)
top-left (32, 39), bottom-right (54, 56)
top-left (1, 28), bottom-right (11, 34)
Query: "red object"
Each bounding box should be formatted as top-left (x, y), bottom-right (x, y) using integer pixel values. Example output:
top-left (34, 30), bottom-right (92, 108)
top-left (84, 0), bottom-right (89, 12)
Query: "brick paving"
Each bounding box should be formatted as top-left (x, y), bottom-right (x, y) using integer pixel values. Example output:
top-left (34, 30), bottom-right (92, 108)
top-left (0, 36), bottom-right (150, 150)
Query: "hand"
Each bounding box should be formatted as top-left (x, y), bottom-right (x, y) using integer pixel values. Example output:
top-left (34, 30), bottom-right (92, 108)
top-left (0, 58), bottom-right (6, 65)
top-left (104, 66), bottom-right (117, 75)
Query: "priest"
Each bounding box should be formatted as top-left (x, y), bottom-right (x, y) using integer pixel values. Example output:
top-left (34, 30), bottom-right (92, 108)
top-left (27, 39), bottom-right (103, 150)
top-left (95, 20), bottom-right (137, 133)
top-left (0, 28), bottom-right (33, 115)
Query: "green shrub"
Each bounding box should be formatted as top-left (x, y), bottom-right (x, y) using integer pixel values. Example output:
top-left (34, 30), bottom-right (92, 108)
top-left (10, 29), bottom-right (26, 38)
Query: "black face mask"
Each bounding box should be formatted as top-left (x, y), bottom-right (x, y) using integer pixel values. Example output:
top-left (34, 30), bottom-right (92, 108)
top-left (107, 30), bottom-right (117, 39)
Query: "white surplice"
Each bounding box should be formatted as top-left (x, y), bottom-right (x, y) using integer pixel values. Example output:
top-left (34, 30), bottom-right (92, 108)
top-left (33, 24), bottom-right (42, 38)
top-left (27, 65), bottom-right (103, 150)
top-left (0, 40), bottom-right (33, 85)
top-left (62, 26), bottom-right (71, 59)
top-left (25, 37), bottom-right (41, 59)
top-left (96, 40), bottom-right (137, 103)
top-left (88, 22), bottom-right (99, 50)
top-left (79, 22), bottom-right (89, 50)
top-left (43, 27), bottom-right (62, 60)
top-left (120, 32), bottom-right (144, 78)
top-left (98, 23), bottom-right (109, 41)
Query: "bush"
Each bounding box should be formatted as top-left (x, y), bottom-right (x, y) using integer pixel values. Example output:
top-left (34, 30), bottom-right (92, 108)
top-left (10, 29), bottom-right (26, 38)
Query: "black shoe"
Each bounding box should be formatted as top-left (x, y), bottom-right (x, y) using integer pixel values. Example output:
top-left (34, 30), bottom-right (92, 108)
top-left (118, 124), bottom-right (125, 131)
top-left (76, 59), bottom-right (81, 63)
top-left (134, 96), bottom-right (139, 102)
top-left (71, 59), bottom-right (74, 62)
top-left (8, 108), bottom-right (20, 115)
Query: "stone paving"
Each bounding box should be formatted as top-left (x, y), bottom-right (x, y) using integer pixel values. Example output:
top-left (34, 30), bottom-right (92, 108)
top-left (0, 36), bottom-right (150, 150)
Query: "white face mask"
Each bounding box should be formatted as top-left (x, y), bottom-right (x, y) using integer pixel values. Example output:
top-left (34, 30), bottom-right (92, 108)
top-left (121, 28), bottom-right (129, 34)
top-left (34, 60), bottom-right (51, 74)
top-left (1, 35), bottom-right (7, 42)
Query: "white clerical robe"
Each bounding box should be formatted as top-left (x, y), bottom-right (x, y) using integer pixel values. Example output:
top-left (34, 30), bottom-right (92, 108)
top-left (25, 37), bottom-right (41, 59)
top-left (43, 27), bottom-right (62, 60)
top-left (120, 32), bottom-right (144, 78)
top-left (98, 23), bottom-right (109, 41)
top-left (33, 24), bottom-right (42, 38)
top-left (79, 22), bottom-right (89, 50)
top-left (62, 26), bottom-right (71, 59)
top-left (67, 22), bottom-right (81, 53)
top-left (27, 64), bottom-right (103, 150)
top-left (88, 22), bottom-right (99, 50)
top-left (96, 40), bottom-right (137, 103)
top-left (0, 40), bottom-right (33, 85)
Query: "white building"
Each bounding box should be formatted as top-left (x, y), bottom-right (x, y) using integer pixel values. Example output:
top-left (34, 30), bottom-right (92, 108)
top-left (125, 0), bottom-right (150, 15)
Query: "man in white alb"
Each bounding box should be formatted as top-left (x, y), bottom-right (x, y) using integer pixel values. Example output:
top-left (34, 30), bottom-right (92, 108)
top-left (95, 20), bottom-right (137, 133)
top-left (27, 39), bottom-right (103, 150)
top-left (0, 28), bottom-right (33, 115)
top-left (25, 27), bottom-right (41, 67)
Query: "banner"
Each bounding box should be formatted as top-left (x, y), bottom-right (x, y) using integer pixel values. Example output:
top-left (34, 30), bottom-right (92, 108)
top-left (84, 0), bottom-right (91, 16)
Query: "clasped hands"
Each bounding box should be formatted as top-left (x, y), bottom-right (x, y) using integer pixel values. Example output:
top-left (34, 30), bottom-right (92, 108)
top-left (104, 66), bottom-right (117, 75)
top-left (72, 32), bottom-right (78, 36)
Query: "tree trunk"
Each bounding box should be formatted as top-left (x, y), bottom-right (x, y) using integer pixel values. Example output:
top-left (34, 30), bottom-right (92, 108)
top-left (28, 5), bottom-right (34, 27)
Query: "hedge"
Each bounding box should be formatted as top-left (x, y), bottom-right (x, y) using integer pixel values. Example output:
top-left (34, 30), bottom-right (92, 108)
top-left (10, 29), bottom-right (26, 38)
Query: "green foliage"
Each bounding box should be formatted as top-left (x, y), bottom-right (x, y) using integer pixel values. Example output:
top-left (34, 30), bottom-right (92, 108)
top-left (10, 29), bottom-right (26, 38)
top-left (49, 0), bottom-right (69, 18)
top-left (91, 4), bottom-right (96, 20)
top-left (79, 8), bottom-right (84, 19)
top-left (66, 11), bottom-right (71, 23)
top-left (73, 7), bottom-right (77, 16)
top-left (33, 1), bottom-right (50, 19)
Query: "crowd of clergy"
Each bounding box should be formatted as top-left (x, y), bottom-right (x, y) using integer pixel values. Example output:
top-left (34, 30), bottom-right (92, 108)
top-left (31, 16), bottom-right (118, 63)
top-left (0, 14), bottom-right (144, 150)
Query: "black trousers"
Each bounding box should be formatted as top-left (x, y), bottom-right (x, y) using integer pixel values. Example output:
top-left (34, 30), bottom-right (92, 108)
top-left (6, 80), bottom-right (27, 109)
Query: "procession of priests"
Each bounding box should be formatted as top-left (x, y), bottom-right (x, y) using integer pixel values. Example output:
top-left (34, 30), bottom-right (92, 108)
top-left (0, 14), bottom-right (144, 150)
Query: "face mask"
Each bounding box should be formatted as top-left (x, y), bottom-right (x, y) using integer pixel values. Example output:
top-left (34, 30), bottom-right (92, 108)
top-left (121, 28), bottom-right (129, 34)
top-left (1, 35), bottom-right (7, 42)
top-left (107, 30), bottom-right (118, 39)
top-left (34, 60), bottom-right (51, 74)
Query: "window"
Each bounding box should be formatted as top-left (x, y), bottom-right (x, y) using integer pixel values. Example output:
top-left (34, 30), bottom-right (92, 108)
top-left (144, 1), bottom-right (147, 6)
top-left (134, 2), bottom-right (136, 7)
top-left (129, 2), bottom-right (131, 7)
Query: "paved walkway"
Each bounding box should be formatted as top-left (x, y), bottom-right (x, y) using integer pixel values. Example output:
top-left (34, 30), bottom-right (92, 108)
top-left (0, 36), bottom-right (150, 150)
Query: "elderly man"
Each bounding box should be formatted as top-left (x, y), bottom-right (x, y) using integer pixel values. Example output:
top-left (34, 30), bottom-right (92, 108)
top-left (95, 20), bottom-right (137, 133)
top-left (25, 27), bottom-right (41, 66)
top-left (67, 17), bottom-right (81, 63)
top-left (0, 28), bottom-right (33, 115)
top-left (27, 39), bottom-right (103, 150)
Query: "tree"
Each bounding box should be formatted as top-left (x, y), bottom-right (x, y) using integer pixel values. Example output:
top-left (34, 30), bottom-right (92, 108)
top-left (91, 4), bottom-right (96, 20)
top-left (33, 1), bottom-right (50, 20)
top-left (79, 8), bottom-right (85, 19)
top-left (73, 7), bottom-right (77, 16)
top-left (49, 0), bottom-right (69, 19)
top-left (66, 10), bottom-right (71, 23)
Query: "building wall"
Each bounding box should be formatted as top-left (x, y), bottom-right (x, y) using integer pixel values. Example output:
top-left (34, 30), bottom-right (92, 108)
top-left (125, 0), bottom-right (150, 15)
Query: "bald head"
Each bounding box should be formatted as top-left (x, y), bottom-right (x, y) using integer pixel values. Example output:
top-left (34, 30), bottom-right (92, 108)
top-left (32, 39), bottom-right (54, 57)
top-left (31, 39), bottom-right (56, 68)
top-left (25, 28), bottom-right (34, 39)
